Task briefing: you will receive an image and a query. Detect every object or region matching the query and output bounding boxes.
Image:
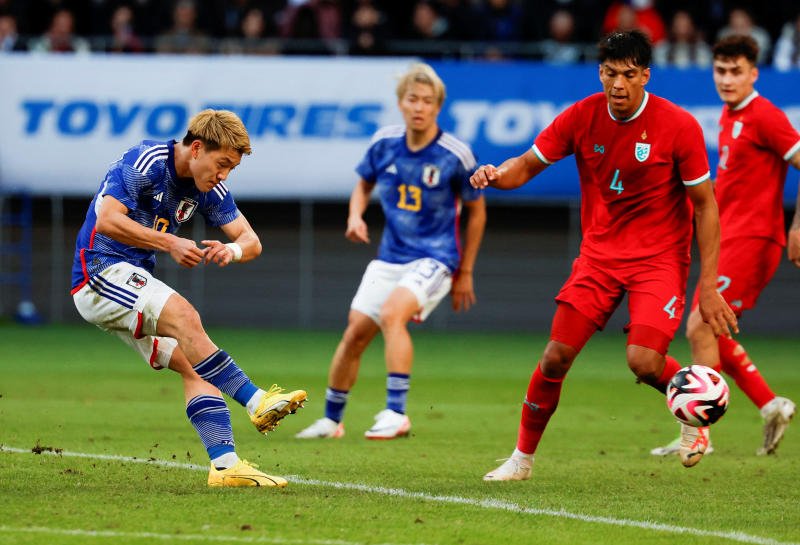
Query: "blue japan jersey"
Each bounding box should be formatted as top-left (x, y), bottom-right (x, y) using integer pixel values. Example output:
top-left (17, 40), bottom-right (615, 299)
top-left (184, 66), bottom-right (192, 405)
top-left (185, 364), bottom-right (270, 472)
top-left (356, 126), bottom-right (481, 272)
top-left (71, 140), bottom-right (240, 291)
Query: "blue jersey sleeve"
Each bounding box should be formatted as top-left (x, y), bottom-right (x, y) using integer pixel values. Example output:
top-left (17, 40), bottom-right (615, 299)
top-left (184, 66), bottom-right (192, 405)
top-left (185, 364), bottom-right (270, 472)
top-left (103, 163), bottom-right (153, 210)
top-left (355, 142), bottom-right (378, 183)
top-left (201, 182), bottom-right (241, 227)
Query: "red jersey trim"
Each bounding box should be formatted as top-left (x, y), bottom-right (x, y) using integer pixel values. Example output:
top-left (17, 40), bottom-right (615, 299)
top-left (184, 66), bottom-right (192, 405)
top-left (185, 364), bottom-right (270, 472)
top-left (70, 248), bottom-right (90, 295)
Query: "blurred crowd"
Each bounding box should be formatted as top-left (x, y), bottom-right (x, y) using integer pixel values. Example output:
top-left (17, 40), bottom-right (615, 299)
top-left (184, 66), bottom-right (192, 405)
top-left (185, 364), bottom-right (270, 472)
top-left (1, 0), bottom-right (800, 69)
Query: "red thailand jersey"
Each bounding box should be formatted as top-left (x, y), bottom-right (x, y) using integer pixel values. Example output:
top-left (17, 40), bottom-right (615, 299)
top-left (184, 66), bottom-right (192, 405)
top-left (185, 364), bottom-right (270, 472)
top-left (534, 92), bottom-right (710, 263)
top-left (716, 92), bottom-right (800, 246)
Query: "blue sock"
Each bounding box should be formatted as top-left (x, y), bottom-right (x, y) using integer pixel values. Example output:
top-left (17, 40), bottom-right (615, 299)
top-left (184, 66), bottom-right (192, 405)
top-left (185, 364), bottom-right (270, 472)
top-left (193, 350), bottom-right (258, 407)
top-left (186, 395), bottom-right (235, 466)
top-left (386, 373), bottom-right (410, 414)
top-left (324, 387), bottom-right (349, 423)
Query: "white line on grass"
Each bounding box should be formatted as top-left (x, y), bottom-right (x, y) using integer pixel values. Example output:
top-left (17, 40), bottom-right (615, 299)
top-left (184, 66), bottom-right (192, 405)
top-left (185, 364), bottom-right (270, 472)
top-left (2, 445), bottom-right (797, 545)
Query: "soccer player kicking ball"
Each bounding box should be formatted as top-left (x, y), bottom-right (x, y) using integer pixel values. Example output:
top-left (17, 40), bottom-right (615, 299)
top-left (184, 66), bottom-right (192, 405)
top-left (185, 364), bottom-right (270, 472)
top-left (71, 110), bottom-right (307, 487)
top-left (651, 35), bottom-right (798, 459)
top-left (295, 63), bottom-right (486, 440)
top-left (471, 31), bottom-right (738, 481)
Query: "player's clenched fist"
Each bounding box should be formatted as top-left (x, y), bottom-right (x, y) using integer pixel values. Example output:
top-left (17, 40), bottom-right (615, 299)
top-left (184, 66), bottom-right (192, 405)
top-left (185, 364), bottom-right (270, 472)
top-left (469, 164), bottom-right (498, 189)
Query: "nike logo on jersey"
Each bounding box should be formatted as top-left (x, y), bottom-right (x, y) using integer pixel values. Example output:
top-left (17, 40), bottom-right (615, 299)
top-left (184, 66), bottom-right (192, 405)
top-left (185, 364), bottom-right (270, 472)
top-left (593, 144), bottom-right (605, 154)
top-left (386, 164), bottom-right (398, 174)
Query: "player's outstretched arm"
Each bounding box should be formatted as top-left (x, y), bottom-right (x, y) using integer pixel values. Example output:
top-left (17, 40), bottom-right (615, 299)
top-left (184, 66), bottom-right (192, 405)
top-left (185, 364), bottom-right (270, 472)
top-left (345, 179), bottom-right (374, 243)
top-left (203, 214), bottom-right (262, 266)
top-left (469, 149), bottom-right (548, 190)
top-left (452, 195), bottom-right (486, 312)
top-left (95, 195), bottom-right (204, 268)
top-left (787, 151), bottom-right (800, 267)
top-left (686, 182), bottom-right (739, 337)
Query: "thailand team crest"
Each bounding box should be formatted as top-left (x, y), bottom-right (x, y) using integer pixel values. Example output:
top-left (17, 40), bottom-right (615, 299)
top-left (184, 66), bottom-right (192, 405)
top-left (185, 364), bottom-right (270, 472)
top-left (421, 164), bottom-right (440, 187)
top-left (175, 198), bottom-right (198, 223)
top-left (732, 120), bottom-right (743, 139)
top-left (634, 142), bottom-right (651, 162)
top-left (126, 272), bottom-right (148, 289)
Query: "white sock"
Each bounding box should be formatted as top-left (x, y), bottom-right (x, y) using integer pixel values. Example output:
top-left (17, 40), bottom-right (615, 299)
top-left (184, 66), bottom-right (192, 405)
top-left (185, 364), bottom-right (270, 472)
top-left (246, 389), bottom-right (265, 415)
top-left (212, 452), bottom-right (240, 470)
top-left (512, 447), bottom-right (534, 461)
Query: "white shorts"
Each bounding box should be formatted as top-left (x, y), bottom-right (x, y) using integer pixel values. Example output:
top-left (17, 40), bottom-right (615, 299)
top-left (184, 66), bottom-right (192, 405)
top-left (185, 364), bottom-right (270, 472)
top-left (351, 258), bottom-right (452, 324)
top-left (73, 261), bottom-right (178, 370)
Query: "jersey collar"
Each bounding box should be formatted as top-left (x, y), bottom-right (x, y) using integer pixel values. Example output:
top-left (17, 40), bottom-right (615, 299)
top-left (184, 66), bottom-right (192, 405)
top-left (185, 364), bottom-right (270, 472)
top-left (607, 91), bottom-right (649, 123)
top-left (730, 90), bottom-right (759, 111)
top-left (167, 140), bottom-right (179, 181)
top-left (404, 128), bottom-right (442, 155)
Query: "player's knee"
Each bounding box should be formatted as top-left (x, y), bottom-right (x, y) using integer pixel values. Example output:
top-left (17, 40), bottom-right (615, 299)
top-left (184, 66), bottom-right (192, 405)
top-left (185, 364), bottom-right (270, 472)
top-left (541, 342), bottom-right (575, 378)
top-left (341, 324), bottom-right (372, 352)
top-left (626, 351), bottom-right (662, 383)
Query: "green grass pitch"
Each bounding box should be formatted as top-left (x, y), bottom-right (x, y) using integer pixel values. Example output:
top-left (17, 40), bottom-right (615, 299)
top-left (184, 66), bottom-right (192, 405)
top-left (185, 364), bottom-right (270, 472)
top-left (1, 324), bottom-right (798, 545)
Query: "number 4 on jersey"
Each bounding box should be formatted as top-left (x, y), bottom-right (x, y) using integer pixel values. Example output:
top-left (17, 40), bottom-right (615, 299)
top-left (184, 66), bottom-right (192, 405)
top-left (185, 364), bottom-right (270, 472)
top-left (609, 169), bottom-right (623, 195)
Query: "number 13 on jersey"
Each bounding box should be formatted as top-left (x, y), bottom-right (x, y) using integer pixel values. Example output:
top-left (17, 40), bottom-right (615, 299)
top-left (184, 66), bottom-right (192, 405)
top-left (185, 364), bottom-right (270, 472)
top-left (397, 184), bottom-right (422, 211)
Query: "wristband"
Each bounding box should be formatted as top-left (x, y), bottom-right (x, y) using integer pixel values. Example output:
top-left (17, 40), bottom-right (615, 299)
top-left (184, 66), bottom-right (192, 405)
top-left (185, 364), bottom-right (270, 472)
top-left (225, 242), bottom-right (243, 262)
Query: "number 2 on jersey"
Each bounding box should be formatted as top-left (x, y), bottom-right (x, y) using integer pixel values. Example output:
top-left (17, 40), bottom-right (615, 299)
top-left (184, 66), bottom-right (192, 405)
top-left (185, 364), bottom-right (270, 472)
top-left (609, 169), bottom-right (624, 195)
top-left (397, 184), bottom-right (422, 211)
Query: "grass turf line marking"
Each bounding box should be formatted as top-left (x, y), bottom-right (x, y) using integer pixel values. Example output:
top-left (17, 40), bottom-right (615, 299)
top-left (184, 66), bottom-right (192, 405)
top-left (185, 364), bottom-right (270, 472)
top-left (2, 445), bottom-right (797, 545)
top-left (0, 526), bottom-right (414, 545)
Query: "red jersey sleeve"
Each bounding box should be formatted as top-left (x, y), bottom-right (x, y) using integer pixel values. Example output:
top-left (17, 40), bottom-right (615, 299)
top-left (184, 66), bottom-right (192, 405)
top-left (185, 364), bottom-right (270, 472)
top-left (533, 102), bottom-right (580, 164)
top-left (673, 112), bottom-right (710, 186)
top-left (755, 102), bottom-right (800, 161)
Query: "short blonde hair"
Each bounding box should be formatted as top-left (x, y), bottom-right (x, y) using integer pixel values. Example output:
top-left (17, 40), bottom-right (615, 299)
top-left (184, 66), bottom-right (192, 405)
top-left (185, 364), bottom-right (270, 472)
top-left (395, 63), bottom-right (446, 106)
top-left (183, 109), bottom-right (252, 155)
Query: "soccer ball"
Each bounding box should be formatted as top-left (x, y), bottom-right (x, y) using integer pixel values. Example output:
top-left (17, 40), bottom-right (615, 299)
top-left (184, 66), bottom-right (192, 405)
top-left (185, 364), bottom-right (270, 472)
top-left (666, 365), bottom-right (730, 427)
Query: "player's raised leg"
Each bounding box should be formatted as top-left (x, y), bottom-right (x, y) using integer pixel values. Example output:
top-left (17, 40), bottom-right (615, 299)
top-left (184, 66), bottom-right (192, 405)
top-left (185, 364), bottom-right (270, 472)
top-left (157, 292), bottom-right (306, 435)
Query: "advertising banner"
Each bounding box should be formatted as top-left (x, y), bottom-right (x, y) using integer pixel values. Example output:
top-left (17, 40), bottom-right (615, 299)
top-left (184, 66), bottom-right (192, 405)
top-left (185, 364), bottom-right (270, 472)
top-left (1, 55), bottom-right (799, 203)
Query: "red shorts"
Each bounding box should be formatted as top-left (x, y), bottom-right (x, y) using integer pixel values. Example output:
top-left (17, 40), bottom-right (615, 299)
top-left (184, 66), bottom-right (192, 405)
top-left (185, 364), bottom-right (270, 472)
top-left (555, 254), bottom-right (689, 351)
top-left (691, 236), bottom-right (782, 316)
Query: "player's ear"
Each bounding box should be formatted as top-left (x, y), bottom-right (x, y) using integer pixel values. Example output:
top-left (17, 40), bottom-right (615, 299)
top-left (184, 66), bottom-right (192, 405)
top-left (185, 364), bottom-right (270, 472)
top-left (641, 67), bottom-right (651, 86)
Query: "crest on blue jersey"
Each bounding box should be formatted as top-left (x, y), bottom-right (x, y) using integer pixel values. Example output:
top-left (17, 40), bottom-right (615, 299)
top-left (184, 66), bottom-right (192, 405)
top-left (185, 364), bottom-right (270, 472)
top-left (421, 164), bottom-right (440, 188)
top-left (634, 142), bottom-right (650, 162)
top-left (175, 198), bottom-right (198, 223)
top-left (732, 121), bottom-right (743, 139)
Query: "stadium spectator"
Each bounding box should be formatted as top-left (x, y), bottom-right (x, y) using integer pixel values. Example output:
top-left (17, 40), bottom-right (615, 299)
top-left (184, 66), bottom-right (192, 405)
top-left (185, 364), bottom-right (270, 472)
top-left (540, 9), bottom-right (582, 64)
top-left (773, 12), bottom-right (800, 71)
top-left (651, 35), bottom-right (798, 459)
top-left (345, 0), bottom-right (389, 56)
top-left (295, 63), bottom-right (486, 441)
top-left (28, 8), bottom-right (90, 53)
top-left (602, 0), bottom-right (666, 45)
top-left (220, 7), bottom-right (280, 55)
top-left (280, 0), bottom-right (341, 39)
top-left (653, 10), bottom-right (712, 68)
top-left (70, 109), bottom-right (308, 487)
top-left (154, 0), bottom-right (212, 54)
top-left (716, 7), bottom-right (771, 64)
top-left (407, 0), bottom-right (450, 41)
top-left (473, 0), bottom-right (524, 43)
top-left (472, 31), bottom-right (737, 481)
top-left (0, 13), bottom-right (26, 51)
top-left (106, 5), bottom-right (144, 53)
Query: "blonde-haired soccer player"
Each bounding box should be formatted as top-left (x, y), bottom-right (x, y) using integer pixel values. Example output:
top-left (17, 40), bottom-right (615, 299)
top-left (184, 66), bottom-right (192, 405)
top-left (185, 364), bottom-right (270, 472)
top-left (296, 63), bottom-right (486, 440)
top-left (71, 109), bottom-right (306, 487)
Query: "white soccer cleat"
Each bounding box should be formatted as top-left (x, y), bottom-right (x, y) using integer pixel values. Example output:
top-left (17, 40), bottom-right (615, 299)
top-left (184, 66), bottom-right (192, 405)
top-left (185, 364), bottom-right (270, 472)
top-left (651, 434), bottom-right (714, 456)
top-left (758, 396), bottom-right (796, 455)
top-left (295, 417), bottom-right (345, 439)
top-left (483, 456), bottom-right (533, 482)
top-left (679, 424), bottom-right (709, 467)
top-left (364, 409), bottom-right (411, 440)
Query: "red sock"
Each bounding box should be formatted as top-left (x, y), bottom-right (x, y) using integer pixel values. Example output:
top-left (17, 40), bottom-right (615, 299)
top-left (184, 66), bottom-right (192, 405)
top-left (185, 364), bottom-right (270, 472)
top-left (654, 355), bottom-right (683, 392)
top-left (718, 335), bottom-right (774, 409)
top-left (517, 363), bottom-right (564, 455)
